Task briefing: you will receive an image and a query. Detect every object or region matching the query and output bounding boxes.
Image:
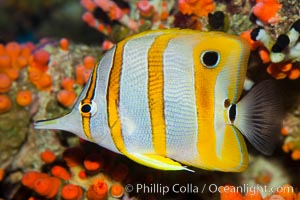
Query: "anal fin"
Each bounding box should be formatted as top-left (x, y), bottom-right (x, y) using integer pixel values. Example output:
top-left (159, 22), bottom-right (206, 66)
top-left (126, 153), bottom-right (194, 172)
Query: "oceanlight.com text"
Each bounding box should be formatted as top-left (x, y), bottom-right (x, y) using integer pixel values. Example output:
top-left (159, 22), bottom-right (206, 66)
top-left (124, 183), bottom-right (295, 196)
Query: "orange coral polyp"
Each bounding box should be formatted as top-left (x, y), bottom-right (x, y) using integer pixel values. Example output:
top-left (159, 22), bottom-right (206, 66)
top-left (280, 63), bottom-right (292, 72)
top-left (83, 153), bottom-right (103, 172)
top-left (244, 189), bottom-right (263, 200)
top-left (81, 0), bottom-right (97, 11)
top-left (110, 184), bottom-right (124, 198)
top-left (102, 40), bottom-right (114, 51)
top-left (87, 179), bottom-right (108, 200)
top-left (282, 143), bottom-right (290, 153)
top-left (83, 68), bottom-right (92, 83)
top-left (16, 56), bottom-right (28, 68)
top-left (57, 90), bottom-right (76, 107)
top-left (253, 0), bottom-right (282, 24)
top-left (31, 61), bottom-right (49, 73)
top-left (51, 165), bottom-right (71, 181)
top-left (266, 63), bottom-right (287, 79)
top-left (0, 55), bottom-right (11, 69)
top-left (20, 47), bottom-right (32, 59)
top-left (5, 42), bottom-right (21, 59)
top-left (83, 55), bottom-right (95, 69)
top-left (33, 177), bottom-right (61, 199)
top-left (5, 68), bottom-right (19, 81)
top-left (75, 64), bottom-right (86, 85)
top-left (60, 38), bottom-right (69, 51)
top-left (21, 171), bottom-right (48, 189)
top-left (288, 67), bottom-right (300, 80)
top-left (0, 44), bottom-right (5, 55)
top-left (178, 0), bottom-right (215, 17)
top-left (0, 74), bottom-right (12, 93)
top-left (275, 184), bottom-right (296, 200)
top-left (258, 47), bottom-right (270, 63)
top-left (78, 170), bottom-right (87, 179)
top-left (62, 184), bottom-right (83, 200)
top-left (33, 50), bottom-right (50, 66)
top-left (280, 127), bottom-right (289, 136)
top-left (16, 90), bottom-right (33, 107)
top-left (219, 185), bottom-right (243, 200)
top-left (291, 150), bottom-right (300, 160)
top-left (0, 168), bottom-right (4, 182)
top-left (0, 95), bottom-right (11, 114)
top-left (40, 150), bottom-right (56, 164)
top-left (82, 12), bottom-right (96, 27)
top-left (61, 77), bottom-right (75, 91)
top-left (37, 73), bottom-right (52, 90)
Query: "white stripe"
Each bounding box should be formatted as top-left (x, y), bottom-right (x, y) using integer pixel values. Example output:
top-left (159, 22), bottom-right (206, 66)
top-left (163, 35), bottom-right (199, 164)
top-left (119, 33), bottom-right (162, 153)
top-left (233, 41), bottom-right (247, 103)
top-left (90, 47), bottom-right (119, 153)
top-left (214, 70), bottom-right (229, 158)
top-left (231, 126), bottom-right (244, 170)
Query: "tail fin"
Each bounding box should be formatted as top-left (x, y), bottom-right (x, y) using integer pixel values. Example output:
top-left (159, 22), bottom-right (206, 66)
top-left (234, 80), bottom-right (283, 155)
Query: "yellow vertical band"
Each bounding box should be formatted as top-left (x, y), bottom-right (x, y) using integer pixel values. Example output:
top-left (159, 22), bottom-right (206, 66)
top-left (107, 40), bottom-right (128, 153)
top-left (81, 62), bottom-right (99, 139)
top-left (194, 53), bottom-right (218, 168)
top-left (193, 33), bottom-right (247, 170)
top-left (85, 62), bottom-right (99, 100)
top-left (148, 34), bottom-right (177, 156)
top-left (193, 35), bottom-right (224, 168)
top-left (106, 31), bottom-right (166, 154)
top-left (82, 117), bottom-right (92, 138)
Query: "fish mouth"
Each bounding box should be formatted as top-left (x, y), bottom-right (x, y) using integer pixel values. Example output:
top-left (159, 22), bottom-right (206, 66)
top-left (33, 112), bottom-right (72, 131)
top-left (34, 117), bottom-right (62, 130)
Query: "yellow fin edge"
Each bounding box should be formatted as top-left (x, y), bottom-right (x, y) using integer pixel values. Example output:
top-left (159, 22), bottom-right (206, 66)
top-left (125, 153), bottom-right (194, 172)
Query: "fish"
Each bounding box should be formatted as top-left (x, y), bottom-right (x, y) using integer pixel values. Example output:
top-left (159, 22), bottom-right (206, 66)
top-left (34, 29), bottom-right (282, 172)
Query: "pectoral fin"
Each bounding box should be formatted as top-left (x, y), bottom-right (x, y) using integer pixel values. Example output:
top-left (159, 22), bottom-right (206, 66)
top-left (125, 153), bottom-right (194, 172)
top-left (235, 80), bottom-right (282, 155)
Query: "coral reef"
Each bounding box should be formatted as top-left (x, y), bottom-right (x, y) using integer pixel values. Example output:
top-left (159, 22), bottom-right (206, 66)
top-left (0, 38), bottom-right (102, 199)
top-left (21, 146), bottom-right (130, 199)
top-left (241, 20), bottom-right (300, 80)
top-left (252, 0), bottom-right (282, 24)
top-left (281, 85), bottom-right (300, 162)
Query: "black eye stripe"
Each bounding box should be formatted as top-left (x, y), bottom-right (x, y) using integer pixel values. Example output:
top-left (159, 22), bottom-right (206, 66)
top-left (81, 104), bottom-right (92, 113)
top-left (201, 51), bottom-right (220, 68)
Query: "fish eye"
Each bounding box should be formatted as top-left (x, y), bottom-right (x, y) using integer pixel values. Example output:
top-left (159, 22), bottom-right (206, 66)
top-left (200, 50), bottom-right (220, 68)
top-left (79, 101), bottom-right (97, 117)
